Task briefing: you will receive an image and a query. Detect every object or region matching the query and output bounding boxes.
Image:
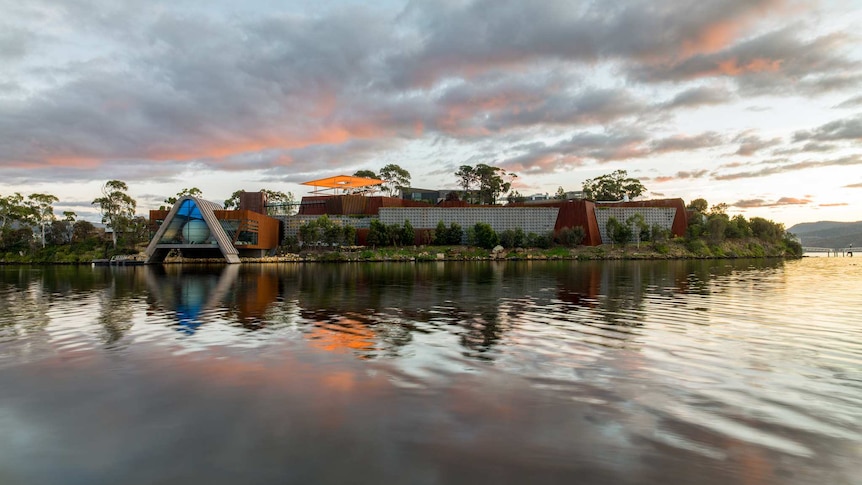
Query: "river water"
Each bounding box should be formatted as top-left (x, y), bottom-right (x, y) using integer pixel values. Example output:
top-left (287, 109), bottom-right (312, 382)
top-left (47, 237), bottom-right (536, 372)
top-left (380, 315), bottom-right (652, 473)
top-left (0, 258), bottom-right (860, 484)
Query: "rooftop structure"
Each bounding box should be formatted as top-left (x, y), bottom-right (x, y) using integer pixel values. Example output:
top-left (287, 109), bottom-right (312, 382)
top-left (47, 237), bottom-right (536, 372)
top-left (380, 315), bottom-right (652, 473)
top-left (301, 175), bottom-right (384, 195)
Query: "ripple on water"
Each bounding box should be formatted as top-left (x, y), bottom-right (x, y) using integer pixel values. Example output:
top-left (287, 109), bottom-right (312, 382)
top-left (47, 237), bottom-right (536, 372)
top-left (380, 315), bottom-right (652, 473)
top-left (0, 260), bottom-right (860, 484)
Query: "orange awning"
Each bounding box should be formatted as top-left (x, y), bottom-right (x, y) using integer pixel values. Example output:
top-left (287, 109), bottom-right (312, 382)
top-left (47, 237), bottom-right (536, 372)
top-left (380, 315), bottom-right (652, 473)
top-left (301, 175), bottom-right (384, 192)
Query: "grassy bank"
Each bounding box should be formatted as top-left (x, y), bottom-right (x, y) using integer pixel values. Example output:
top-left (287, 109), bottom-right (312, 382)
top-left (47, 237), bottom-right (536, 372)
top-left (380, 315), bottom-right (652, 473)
top-left (1, 237), bottom-right (801, 265)
top-left (244, 237), bottom-right (800, 263)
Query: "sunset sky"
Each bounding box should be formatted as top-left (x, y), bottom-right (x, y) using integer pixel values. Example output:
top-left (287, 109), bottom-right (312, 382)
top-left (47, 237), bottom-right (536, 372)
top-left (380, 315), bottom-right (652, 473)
top-left (1, 0), bottom-right (860, 226)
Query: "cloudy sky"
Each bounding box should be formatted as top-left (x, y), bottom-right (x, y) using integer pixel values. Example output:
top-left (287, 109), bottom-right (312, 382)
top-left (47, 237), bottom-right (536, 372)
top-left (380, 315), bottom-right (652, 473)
top-left (1, 0), bottom-right (860, 225)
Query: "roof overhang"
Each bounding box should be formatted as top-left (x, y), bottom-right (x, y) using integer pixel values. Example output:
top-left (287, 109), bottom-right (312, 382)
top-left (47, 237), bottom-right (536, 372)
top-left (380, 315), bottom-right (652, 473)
top-left (301, 175), bottom-right (384, 193)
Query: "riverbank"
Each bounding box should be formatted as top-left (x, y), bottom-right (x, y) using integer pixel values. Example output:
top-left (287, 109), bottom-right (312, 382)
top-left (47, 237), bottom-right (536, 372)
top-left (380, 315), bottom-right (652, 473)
top-left (212, 237), bottom-right (801, 263)
top-left (0, 237), bottom-right (802, 265)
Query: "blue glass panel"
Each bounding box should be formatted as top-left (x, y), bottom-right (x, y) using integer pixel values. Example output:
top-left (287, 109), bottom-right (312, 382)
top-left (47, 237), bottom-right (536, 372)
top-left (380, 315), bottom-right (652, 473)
top-left (178, 199), bottom-right (203, 220)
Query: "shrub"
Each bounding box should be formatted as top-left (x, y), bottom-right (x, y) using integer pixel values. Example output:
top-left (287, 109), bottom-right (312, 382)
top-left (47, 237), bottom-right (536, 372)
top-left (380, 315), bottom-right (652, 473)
top-left (606, 217), bottom-right (632, 245)
top-left (685, 238), bottom-right (711, 256)
top-left (706, 215), bottom-right (728, 245)
top-left (650, 224), bottom-right (670, 242)
top-left (526, 231), bottom-right (553, 249)
top-left (499, 228), bottom-right (526, 249)
top-left (556, 226), bottom-right (585, 247)
top-left (470, 222), bottom-right (498, 249)
top-left (652, 241), bottom-right (669, 254)
top-left (367, 219), bottom-right (387, 247)
top-left (401, 220), bottom-right (415, 245)
top-left (446, 223), bottom-right (463, 245)
top-left (750, 217), bottom-right (784, 243)
top-left (782, 234), bottom-right (803, 257)
top-left (433, 221), bottom-right (448, 245)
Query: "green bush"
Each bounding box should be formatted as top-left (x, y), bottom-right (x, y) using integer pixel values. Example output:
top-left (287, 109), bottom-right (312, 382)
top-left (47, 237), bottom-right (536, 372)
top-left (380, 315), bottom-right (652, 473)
top-left (606, 217), bottom-right (632, 245)
top-left (652, 241), bottom-right (669, 254)
top-left (685, 238), bottom-right (711, 256)
top-left (367, 219), bottom-right (387, 247)
top-left (526, 231), bottom-right (553, 249)
top-left (556, 226), bottom-right (585, 247)
top-left (401, 220), bottom-right (415, 246)
top-left (470, 222), bottom-right (499, 249)
top-left (499, 228), bottom-right (526, 248)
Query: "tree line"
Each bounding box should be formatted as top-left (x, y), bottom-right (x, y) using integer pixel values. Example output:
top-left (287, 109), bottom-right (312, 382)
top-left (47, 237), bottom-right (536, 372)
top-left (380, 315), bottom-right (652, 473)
top-left (1, 180), bottom-right (296, 260)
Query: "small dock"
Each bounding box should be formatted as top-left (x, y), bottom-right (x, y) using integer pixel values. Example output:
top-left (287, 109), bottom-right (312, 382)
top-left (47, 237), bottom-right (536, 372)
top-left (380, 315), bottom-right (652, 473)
top-left (92, 255), bottom-right (146, 266)
top-left (802, 247), bottom-right (854, 257)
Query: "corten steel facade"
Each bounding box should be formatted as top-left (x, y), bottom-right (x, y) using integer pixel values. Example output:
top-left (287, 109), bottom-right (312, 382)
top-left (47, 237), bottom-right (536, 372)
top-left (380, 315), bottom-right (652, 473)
top-left (288, 195), bottom-right (687, 246)
top-left (146, 196), bottom-right (281, 264)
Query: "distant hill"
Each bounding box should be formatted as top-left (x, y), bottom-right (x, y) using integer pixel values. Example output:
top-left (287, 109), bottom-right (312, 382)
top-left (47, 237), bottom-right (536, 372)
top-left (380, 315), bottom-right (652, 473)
top-left (787, 221), bottom-right (862, 248)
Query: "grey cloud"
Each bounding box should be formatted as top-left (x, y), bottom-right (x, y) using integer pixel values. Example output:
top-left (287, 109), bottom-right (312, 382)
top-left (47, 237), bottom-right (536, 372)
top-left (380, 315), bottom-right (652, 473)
top-left (0, 0), bottom-right (854, 188)
top-left (0, 27), bottom-right (32, 61)
top-left (835, 95), bottom-right (862, 109)
top-left (651, 132), bottom-right (723, 152)
top-left (630, 27), bottom-right (859, 95)
top-left (793, 115), bottom-right (862, 142)
top-left (732, 197), bottom-right (812, 208)
top-left (772, 142), bottom-right (836, 155)
top-left (714, 155), bottom-right (862, 180)
top-left (393, 0), bottom-right (789, 86)
top-left (499, 129), bottom-right (725, 173)
top-left (732, 132), bottom-right (782, 156)
top-left (663, 86), bottom-right (733, 109)
top-left (0, 159), bottom-right (186, 185)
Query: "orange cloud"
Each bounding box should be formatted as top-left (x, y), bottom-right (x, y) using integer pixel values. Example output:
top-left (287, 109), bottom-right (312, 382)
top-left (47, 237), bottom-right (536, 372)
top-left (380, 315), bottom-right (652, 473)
top-left (715, 57), bottom-right (783, 76)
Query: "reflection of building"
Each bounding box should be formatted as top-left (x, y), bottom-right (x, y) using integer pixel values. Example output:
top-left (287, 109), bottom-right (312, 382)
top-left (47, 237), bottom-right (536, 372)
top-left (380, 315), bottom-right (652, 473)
top-left (146, 194), bottom-right (280, 263)
top-left (144, 265), bottom-right (239, 333)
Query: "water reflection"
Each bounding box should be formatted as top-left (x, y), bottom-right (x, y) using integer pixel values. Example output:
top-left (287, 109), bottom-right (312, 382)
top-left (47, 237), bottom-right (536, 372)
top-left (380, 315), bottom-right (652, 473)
top-left (2, 259), bottom-right (861, 485)
top-left (2, 260), bottom-right (788, 358)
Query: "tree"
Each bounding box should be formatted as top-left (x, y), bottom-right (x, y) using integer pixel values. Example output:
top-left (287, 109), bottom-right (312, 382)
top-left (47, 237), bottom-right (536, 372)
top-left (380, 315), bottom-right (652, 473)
top-left (401, 220), bottom-right (415, 246)
top-left (27, 193), bottom-right (59, 248)
top-left (224, 190), bottom-right (244, 209)
top-left (164, 187), bottom-right (203, 207)
top-left (706, 214), bottom-right (728, 245)
top-left (687, 198), bottom-right (708, 213)
top-left (553, 187), bottom-right (567, 200)
top-left (353, 169), bottom-right (378, 179)
top-left (606, 216), bottom-right (632, 245)
top-left (62, 211), bottom-right (77, 245)
top-left (224, 189), bottom-right (296, 215)
top-left (625, 213), bottom-right (648, 248)
top-left (434, 221), bottom-right (463, 245)
top-left (506, 190), bottom-right (525, 204)
top-left (262, 189), bottom-right (296, 216)
top-left (582, 170), bottom-right (646, 201)
top-left (0, 193), bottom-right (28, 233)
top-left (750, 217), bottom-right (784, 243)
top-left (367, 219), bottom-right (387, 247)
top-left (455, 165), bottom-right (478, 203)
top-left (475, 164), bottom-right (516, 205)
top-left (379, 164), bottom-right (411, 197)
top-left (92, 180), bottom-right (137, 249)
top-left (709, 203), bottom-right (728, 216)
top-left (72, 220), bottom-right (101, 245)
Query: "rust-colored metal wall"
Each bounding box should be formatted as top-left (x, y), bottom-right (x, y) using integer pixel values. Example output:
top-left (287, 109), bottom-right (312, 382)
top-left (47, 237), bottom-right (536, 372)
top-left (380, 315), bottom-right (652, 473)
top-left (556, 200), bottom-right (602, 246)
top-left (603, 198), bottom-right (688, 237)
top-left (239, 191), bottom-right (267, 214)
top-left (296, 195), bottom-right (688, 247)
top-left (148, 209), bottom-right (170, 235)
top-left (213, 210), bottom-right (280, 250)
